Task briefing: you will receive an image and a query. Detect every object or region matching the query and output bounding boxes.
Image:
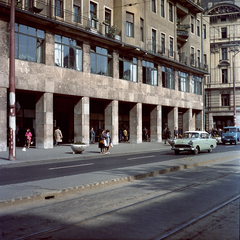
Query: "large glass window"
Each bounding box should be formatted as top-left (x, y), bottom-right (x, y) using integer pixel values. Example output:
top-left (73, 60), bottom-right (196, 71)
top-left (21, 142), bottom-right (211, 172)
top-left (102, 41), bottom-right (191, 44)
top-left (73, 5), bottom-right (81, 23)
top-left (90, 1), bottom-right (97, 28)
top-left (55, 0), bottom-right (63, 18)
top-left (142, 60), bottom-right (157, 86)
top-left (119, 55), bottom-right (137, 82)
top-left (162, 66), bottom-right (175, 89)
top-left (192, 75), bottom-right (202, 95)
top-left (55, 35), bottom-right (82, 71)
top-left (126, 12), bottom-right (134, 37)
top-left (105, 8), bottom-right (111, 35)
top-left (14, 23), bottom-right (45, 63)
top-left (90, 46), bottom-right (112, 77)
top-left (178, 71), bottom-right (189, 92)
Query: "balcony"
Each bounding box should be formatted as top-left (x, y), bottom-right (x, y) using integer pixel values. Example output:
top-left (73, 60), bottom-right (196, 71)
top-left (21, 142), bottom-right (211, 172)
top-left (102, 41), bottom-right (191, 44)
top-left (0, 0), bottom-right (122, 41)
top-left (177, 24), bottom-right (190, 41)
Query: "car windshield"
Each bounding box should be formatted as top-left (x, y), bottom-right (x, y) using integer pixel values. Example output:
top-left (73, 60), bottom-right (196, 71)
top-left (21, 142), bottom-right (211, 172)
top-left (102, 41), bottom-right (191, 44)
top-left (183, 132), bottom-right (199, 139)
top-left (223, 128), bottom-right (237, 133)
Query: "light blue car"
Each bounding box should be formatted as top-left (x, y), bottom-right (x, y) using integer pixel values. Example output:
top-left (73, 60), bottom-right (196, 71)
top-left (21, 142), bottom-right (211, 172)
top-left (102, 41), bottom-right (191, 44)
top-left (221, 126), bottom-right (240, 145)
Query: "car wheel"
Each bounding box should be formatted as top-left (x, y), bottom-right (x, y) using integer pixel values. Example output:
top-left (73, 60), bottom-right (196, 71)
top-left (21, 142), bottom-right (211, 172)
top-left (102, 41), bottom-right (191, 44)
top-left (223, 141), bottom-right (225, 145)
top-left (208, 146), bottom-right (213, 153)
top-left (194, 147), bottom-right (199, 155)
top-left (230, 142), bottom-right (232, 145)
top-left (175, 150), bottom-right (180, 155)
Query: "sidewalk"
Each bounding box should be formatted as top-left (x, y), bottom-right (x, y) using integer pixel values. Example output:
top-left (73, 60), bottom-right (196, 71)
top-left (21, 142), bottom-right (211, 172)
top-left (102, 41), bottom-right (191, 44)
top-left (0, 142), bottom-right (237, 208)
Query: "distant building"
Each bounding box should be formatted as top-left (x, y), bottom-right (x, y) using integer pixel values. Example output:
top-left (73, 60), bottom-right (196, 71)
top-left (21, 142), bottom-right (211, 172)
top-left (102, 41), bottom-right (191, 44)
top-left (0, 0), bottom-right (207, 151)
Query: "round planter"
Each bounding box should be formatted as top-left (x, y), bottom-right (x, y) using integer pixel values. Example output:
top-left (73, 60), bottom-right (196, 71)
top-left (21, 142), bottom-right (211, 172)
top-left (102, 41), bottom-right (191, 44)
top-left (71, 144), bottom-right (87, 154)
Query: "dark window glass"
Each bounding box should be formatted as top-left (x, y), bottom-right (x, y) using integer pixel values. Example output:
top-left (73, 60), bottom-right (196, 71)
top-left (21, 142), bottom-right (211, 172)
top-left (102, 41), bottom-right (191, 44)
top-left (142, 60), bottom-right (157, 86)
top-left (221, 94), bottom-right (229, 106)
top-left (119, 55), bottom-right (137, 82)
top-left (73, 5), bottom-right (81, 23)
top-left (169, 3), bottom-right (173, 22)
top-left (178, 71), bottom-right (189, 92)
top-left (162, 66), bottom-right (175, 89)
top-left (55, 0), bottom-right (63, 18)
top-left (222, 48), bottom-right (227, 60)
top-left (192, 75), bottom-right (202, 95)
top-left (221, 27), bottom-right (227, 38)
top-left (161, 0), bottom-right (165, 17)
top-left (152, 0), bottom-right (156, 13)
top-left (222, 69), bottom-right (228, 83)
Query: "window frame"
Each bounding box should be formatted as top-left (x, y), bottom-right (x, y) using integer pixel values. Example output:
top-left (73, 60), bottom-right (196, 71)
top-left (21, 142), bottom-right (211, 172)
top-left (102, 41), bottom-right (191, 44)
top-left (161, 0), bottom-right (165, 18)
top-left (197, 19), bottom-right (200, 37)
top-left (152, 0), bottom-right (156, 13)
top-left (191, 16), bottom-right (194, 34)
top-left (192, 75), bottom-right (202, 95)
top-left (119, 55), bottom-right (137, 82)
top-left (73, 4), bottom-right (81, 23)
top-left (161, 33), bottom-right (165, 54)
top-left (221, 27), bottom-right (227, 39)
top-left (162, 66), bottom-right (175, 90)
top-left (169, 37), bottom-right (173, 57)
top-left (221, 94), bottom-right (230, 106)
top-left (142, 60), bottom-right (158, 86)
top-left (169, 2), bottom-right (173, 22)
top-left (221, 47), bottom-right (228, 60)
top-left (222, 69), bottom-right (228, 83)
top-left (140, 18), bottom-right (144, 42)
top-left (55, 0), bottom-right (63, 18)
top-left (178, 71), bottom-right (189, 93)
top-left (126, 12), bottom-right (134, 37)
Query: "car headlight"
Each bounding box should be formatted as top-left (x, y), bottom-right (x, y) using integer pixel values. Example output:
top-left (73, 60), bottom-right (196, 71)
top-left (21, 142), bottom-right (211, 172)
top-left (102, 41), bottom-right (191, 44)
top-left (188, 140), bottom-right (193, 145)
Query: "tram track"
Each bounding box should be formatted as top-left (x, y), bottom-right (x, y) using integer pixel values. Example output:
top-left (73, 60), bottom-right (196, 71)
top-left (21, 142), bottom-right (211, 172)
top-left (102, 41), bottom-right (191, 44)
top-left (9, 168), bottom-right (239, 240)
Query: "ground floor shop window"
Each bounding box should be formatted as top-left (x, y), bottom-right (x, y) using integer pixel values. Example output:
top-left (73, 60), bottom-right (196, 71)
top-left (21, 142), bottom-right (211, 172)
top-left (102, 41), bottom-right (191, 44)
top-left (162, 66), bottom-right (174, 89)
top-left (119, 55), bottom-right (137, 82)
top-left (142, 60), bottom-right (157, 86)
top-left (178, 71), bottom-right (189, 92)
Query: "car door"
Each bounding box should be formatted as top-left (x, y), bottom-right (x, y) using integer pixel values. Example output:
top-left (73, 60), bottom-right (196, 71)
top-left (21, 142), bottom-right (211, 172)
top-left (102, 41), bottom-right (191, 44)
top-left (200, 133), bottom-right (208, 150)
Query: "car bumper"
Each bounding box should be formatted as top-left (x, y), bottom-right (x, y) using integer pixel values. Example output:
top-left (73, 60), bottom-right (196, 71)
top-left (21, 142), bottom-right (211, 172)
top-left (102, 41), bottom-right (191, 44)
top-left (172, 146), bottom-right (195, 151)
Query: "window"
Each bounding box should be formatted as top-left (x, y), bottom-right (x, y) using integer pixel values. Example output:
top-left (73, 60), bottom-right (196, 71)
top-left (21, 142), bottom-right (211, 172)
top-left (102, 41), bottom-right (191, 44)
top-left (55, 35), bottom-right (82, 71)
top-left (90, 2), bottom-right (97, 28)
top-left (191, 16), bottom-right (194, 33)
top-left (105, 8), bottom-right (111, 34)
top-left (197, 20), bottom-right (200, 37)
top-left (152, 0), bottom-right (156, 13)
top-left (14, 23), bottom-right (45, 63)
top-left (203, 24), bottom-right (206, 39)
top-left (169, 37), bottom-right (173, 57)
top-left (203, 54), bottom-right (207, 68)
top-left (90, 46), bottom-right (112, 77)
top-left (161, 33), bottom-right (165, 54)
top-left (126, 12), bottom-right (134, 37)
top-left (55, 0), bottom-right (63, 18)
top-left (142, 60), bottom-right (157, 86)
top-left (222, 69), bottom-right (228, 83)
top-left (73, 5), bottom-right (81, 23)
top-left (221, 94), bottom-right (229, 106)
top-left (161, 0), bottom-right (165, 17)
top-left (190, 47), bottom-right (194, 65)
top-left (221, 27), bottom-right (227, 38)
top-left (222, 48), bottom-right (227, 60)
top-left (152, 29), bottom-right (156, 54)
top-left (192, 75), bottom-right (202, 95)
top-left (162, 66), bottom-right (175, 89)
top-left (197, 50), bottom-right (200, 68)
top-left (178, 71), bottom-right (189, 92)
top-left (169, 2), bottom-right (173, 22)
top-left (140, 18), bottom-right (144, 42)
top-left (119, 55), bottom-right (137, 82)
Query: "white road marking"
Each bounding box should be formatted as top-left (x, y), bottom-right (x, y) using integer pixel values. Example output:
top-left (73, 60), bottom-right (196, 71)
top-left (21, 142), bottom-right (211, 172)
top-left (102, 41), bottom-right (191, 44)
top-left (127, 155), bottom-right (155, 160)
top-left (49, 163), bottom-right (94, 170)
top-left (226, 146), bottom-right (236, 148)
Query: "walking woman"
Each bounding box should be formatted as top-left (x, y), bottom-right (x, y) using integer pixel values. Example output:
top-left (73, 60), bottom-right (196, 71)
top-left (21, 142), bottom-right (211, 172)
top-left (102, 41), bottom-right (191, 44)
top-left (104, 130), bottom-right (112, 154)
top-left (99, 129), bottom-right (106, 154)
top-left (25, 128), bottom-right (32, 149)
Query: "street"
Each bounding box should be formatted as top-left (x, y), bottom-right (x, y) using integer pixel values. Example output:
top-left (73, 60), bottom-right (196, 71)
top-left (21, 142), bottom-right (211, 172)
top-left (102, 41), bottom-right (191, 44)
top-left (0, 144), bottom-right (239, 240)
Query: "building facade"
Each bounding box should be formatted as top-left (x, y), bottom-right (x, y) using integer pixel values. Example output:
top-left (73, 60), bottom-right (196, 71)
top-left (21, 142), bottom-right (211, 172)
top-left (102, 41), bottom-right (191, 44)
top-left (203, 1), bottom-right (240, 130)
top-left (0, 0), bottom-right (207, 151)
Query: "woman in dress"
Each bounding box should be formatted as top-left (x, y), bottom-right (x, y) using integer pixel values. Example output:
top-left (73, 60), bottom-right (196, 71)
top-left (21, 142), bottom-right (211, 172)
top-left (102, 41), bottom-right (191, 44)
top-left (25, 128), bottom-right (32, 149)
top-left (99, 129), bottom-right (106, 154)
top-left (104, 130), bottom-right (112, 154)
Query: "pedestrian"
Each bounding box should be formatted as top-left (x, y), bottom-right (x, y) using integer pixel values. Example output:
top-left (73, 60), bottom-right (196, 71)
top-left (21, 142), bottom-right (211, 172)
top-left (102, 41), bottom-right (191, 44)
top-left (163, 127), bottom-right (167, 144)
top-left (104, 129), bottom-right (112, 154)
top-left (174, 127), bottom-right (178, 139)
top-left (54, 126), bottom-right (63, 146)
top-left (119, 128), bottom-right (123, 142)
top-left (123, 128), bottom-right (128, 142)
top-left (167, 127), bottom-right (172, 143)
top-left (90, 127), bottom-right (95, 144)
top-left (99, 129), bottom-right (106, 154)
top-left (143, 127), bottom-right (148, 141)
top-left (25, 128), bottom-right (32, 149)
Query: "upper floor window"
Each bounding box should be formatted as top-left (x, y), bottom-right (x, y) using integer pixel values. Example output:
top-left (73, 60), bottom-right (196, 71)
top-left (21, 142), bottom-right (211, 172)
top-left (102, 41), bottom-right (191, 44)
top-left (55, 0), bottom-right (63, 18)
top-left (197, 20), bottom-right (200, 37)
top-left (161, 0), bottom-right (165, 17)
top-left (178, 71), bottom-right (189, 92)
top-left (73, 4), bottom-right (81, 23)
top-left (14, 23), bottom-right (45, 63)
top-left (104, 8), bottom-right (111, 35)
top-left (191, 16), bottom-right (194, 33)
top-left (126, 12), bottom-right (134, 37)
top-left (162, 66), bottom-right (175, 89)
top-left (142, 60), bottom-right (157, 86)
top-left (169, 2), bottom-right (173, 22)
top-left (192, 75), bottom-right (202, 95)
top-left (222, 48), bottom-right (227, 60)
top-left (222, 69), bottom-right (228, 83)
top-left (203, 24), bottom-right (206, 39)
top-left (161, 33), bottom-right (165, 54)
top-left (169, 37), bottom-right (173, 57)
top-left (90, 46), bottom-right (112, 77)
top-left (90, 1), bottom-right (98, 28)
top-left (119, 55), bottom-right (137, 82)
top-left (152, 29), bottom-right (157, 54)
top-left (55, 35), bottom-right (82, 71)
top-left (197, 50), bottom-right (200, 68)
top-left (190, 47), bottom-right (195, 65)
top-left (221, 27), bottom-right (227, 38)
top-left (221, 94), bottom-right (229, 106)
top-left (140, 18), bottom-right (144, 42)
top-left (152, 0), bottom-right (156, 13)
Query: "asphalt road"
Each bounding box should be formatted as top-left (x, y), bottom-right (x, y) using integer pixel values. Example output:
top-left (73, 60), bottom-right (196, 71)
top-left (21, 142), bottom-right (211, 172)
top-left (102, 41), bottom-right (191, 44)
top-left (0, 144), bottom-right (239, 186)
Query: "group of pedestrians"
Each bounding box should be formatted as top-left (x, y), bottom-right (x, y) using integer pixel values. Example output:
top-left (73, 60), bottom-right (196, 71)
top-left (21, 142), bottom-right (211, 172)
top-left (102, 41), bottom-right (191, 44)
top-left (99, 129), bottom-right (112, 154)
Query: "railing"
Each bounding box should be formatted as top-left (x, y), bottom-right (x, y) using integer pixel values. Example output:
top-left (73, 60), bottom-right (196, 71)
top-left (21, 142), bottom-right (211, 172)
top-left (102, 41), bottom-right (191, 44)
top-left (0, 0), bottom-right (122, 41)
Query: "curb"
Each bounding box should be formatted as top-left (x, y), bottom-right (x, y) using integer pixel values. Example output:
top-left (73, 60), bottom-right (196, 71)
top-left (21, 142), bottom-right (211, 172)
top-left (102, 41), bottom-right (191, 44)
top-left (2, 154), bottom-right (239, 209)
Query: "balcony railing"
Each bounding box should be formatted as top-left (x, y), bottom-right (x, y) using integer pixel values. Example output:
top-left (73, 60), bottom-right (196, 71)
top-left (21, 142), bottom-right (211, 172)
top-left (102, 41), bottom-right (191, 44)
top-left (0, 0), bottom-right (122, 41)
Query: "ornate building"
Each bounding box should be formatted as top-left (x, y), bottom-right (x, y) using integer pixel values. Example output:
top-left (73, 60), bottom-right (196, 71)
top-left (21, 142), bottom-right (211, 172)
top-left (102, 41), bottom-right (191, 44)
top-left (203, 1), bottom-right (240, 129)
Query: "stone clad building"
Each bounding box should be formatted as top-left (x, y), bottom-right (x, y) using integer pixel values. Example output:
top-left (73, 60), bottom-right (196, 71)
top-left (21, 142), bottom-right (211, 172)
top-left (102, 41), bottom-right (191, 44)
top-left (0, 0), bottom-right (207, 150)
top-left (203, 1), bottom-right (240, 130)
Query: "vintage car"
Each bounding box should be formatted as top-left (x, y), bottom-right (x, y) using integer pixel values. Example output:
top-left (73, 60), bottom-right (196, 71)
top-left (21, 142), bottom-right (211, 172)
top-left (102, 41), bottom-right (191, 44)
top-left (170, 131), bottom-right (217, 155)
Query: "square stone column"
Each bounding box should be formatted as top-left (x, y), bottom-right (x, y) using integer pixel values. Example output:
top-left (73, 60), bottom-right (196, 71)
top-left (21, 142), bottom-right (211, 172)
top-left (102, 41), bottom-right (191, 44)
top-left (112, 51), bottom-right (119, 79)
top-left (36, 93), bottom-right (53, 149)
top-left (105, 100), bottom-right (118, 145)
top-left (175, 70), bottom-right (178, 91)
top-left (150, 105), bottom-right (162, 142)
top-left (196, 110), bottom-right (203, 130)
top-left (168, 107), bottom-right (178, 134)
top-left (183, 108), bottom-right (193, 133)
top-left (74, 97), bottom-right (89, 144)
top-left (83, 42), bottom-right (90, 74)
top-left (130, 103), bottom-right (142, 143)
top-left (0, 88), bottom-right (7, 151)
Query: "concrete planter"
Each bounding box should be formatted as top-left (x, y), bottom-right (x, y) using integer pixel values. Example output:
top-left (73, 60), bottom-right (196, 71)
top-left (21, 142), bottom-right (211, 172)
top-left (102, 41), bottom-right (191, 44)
top-left (71, 144), bottom-right (87, 154)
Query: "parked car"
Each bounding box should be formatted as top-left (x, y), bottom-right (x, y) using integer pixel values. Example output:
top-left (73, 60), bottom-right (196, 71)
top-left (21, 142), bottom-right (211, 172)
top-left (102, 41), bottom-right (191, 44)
top-left (170, 131), bottom-right (217, 155)
top-left (221, 126), bottom-right (240, 145)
